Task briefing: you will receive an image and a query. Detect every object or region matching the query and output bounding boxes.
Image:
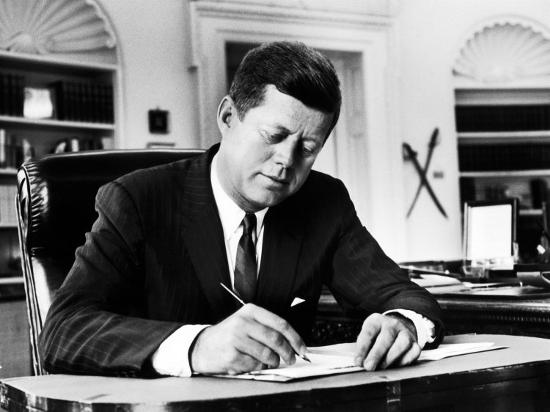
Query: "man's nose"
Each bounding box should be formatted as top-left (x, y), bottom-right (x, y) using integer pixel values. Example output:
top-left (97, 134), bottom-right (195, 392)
top-left (274, 138), bottom-right (297, 169)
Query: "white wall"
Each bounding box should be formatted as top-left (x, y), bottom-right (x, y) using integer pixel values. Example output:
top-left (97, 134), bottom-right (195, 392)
top-left (396, 0), bottom-right (550, 261)
top-left (97, 0), bottom-right (199, 149)
top-left (95, 0), bottom-right (550, 261)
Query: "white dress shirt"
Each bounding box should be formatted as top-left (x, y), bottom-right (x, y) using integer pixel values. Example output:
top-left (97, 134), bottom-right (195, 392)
top-left (210, 155), bottom-right (268, 285)
top-left (152, 154), bottom-right (434, 377)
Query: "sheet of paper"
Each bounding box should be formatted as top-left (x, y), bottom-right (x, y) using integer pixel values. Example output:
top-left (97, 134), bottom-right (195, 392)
top-left (419, 342), bottom-right (506, 361)
top-left (215, 344), bottom-right (361, 382)
top-left (411, 274), bottom-right (463, 288)
top-left (215, 341), bottom-right (506, 382)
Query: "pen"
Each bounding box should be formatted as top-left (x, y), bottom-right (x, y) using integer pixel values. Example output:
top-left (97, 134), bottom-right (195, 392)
top-left (220, 282), bottom-right (245, 305)
top-left (219, 282), bottom-right (311, 363)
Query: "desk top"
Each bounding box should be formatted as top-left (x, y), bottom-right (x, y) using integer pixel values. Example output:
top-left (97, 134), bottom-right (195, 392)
top-left (434, 287), bottom-right (550, 313)
top-left (2, 334), bottom-right (550, 411)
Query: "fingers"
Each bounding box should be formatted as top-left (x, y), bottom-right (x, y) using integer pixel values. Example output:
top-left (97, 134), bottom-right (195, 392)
top-left (191, 326), bottom-right (255, 374)
top-left (191, 303), bottom-right (306, 375)
top-left (354, 313), bottom-right (383, 367)
top-left (226, 350), bottom-right (264, 375)
top-left (232, 336), bottom-right (280, 371)
top-left (236, 333), bottom-right (283, 368)
top-left (362, 322), bottom-right (398, 370)
top-left (395, 342), bottom-right (421, 367)
top-left (379, 331), bottom-right (419, 369)
top-left (247, 322), bottom-right (295, 366)
top-left (245, 304), bottom-right (307, 358)
top-left (355, 313), bottom-right (419, 371)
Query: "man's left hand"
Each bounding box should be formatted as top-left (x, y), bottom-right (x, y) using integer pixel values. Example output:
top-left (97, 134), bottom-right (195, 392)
top-left (354, 312), bottom-right (420, 371)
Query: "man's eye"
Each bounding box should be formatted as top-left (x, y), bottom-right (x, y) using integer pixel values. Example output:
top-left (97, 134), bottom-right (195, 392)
top-left (263, 133), bottom-right (284, 143)
top-left (302, 146), bottom-right (316, 156)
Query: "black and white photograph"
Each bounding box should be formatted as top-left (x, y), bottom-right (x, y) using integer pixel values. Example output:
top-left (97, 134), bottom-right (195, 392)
top-left (1, 0), bottom-right (550, 410)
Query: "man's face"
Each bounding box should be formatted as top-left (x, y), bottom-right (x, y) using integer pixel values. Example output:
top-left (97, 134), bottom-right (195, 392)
top-left (217, 85), bottom-right (334, 212)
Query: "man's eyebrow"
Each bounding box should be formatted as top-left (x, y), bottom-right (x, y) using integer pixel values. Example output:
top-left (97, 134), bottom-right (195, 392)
top-left (266, 125), bottom-right (291, 134)
top-left (264, 125), bottom-right (321, 144)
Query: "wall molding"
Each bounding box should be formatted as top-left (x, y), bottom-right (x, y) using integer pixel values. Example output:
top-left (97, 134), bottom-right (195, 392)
top-left (189, 1), bottom-right (393, 69)
top-left (0, 0), bottom-right (116, 56)
top-left (189, 0), bottom-right (407, 256)
top-left (453, 16), bottom-right (550, 84)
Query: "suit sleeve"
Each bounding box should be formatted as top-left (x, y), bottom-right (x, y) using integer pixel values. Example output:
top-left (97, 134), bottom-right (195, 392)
top-left (39, 181), bottom-right (182, 376)
top-left (327, 180), bottom-right (444, 346)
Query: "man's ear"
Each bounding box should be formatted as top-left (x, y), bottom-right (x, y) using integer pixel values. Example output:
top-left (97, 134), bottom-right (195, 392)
top-left (217, 96), bottom-right (236, 135)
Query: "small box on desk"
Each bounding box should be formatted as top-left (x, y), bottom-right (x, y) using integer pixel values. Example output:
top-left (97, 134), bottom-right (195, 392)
top-left (485, 268), bottom-right (516, 280)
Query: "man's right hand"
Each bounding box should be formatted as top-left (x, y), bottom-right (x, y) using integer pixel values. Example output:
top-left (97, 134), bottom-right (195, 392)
top-left (190, 304), bottom-right (307, 375)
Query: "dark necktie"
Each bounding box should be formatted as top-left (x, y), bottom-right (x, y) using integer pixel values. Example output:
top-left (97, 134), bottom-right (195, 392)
top-left (234, 213), bottom-right (257, 303)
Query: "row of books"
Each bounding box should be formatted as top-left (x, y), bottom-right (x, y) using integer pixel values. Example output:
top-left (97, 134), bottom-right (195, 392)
top-left (51, 80), bottom-right (114, 124)
top-left (459, 178), bottom-right (549, 210)
top-left (0, 130), bottom-right (25, 169)
top-left (0, 73), bottom-right (25, 117)
top-left (0, 71), bottom-right (114, 124)
top-left (458, 143), bottom-right (550, 171)
top-left (455, 105), bottom-right (550, 132)
top-left (0, 184), bottom-right (17, 225)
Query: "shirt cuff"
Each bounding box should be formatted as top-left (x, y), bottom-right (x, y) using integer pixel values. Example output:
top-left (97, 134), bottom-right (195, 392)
top-left (151, 324), bottom-right (210, 377)
top-left (384, 309), bottom-right (435, 349)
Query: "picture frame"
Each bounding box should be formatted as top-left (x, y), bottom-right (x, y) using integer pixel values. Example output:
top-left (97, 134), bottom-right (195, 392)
top-left (463, 198), bottom-right (518, 263)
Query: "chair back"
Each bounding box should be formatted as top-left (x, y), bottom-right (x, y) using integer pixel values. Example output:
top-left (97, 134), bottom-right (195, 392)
top-left (16, 149), bottom-right (203, 375)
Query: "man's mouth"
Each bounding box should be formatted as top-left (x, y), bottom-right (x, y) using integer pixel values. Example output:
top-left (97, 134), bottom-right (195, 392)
top-left (263, 174), bottom-right (290, 185)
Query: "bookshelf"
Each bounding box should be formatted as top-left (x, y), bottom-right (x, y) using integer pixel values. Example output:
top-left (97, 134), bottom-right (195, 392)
top-left (453, 20), bottom-right (550, 262)
top-left (456, 89), bottom-right (550, 262)
top-left (0, 0), bottom-right (120, 279)
top-left (0, 115), bottom-right (116, 131)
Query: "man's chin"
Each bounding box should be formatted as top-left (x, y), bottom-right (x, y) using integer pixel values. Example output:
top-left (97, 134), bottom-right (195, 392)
top-left (248, 191), bottom-right (289, 210)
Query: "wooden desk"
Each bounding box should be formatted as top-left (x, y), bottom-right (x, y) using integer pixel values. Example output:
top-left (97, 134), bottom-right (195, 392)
top-left (421, 284), bottom-right (550, 339)
top-left (314, 286), bottom-right (550, 344)
top-left (2, 334), bottom-right (550, 411)
top-left (436, 290), bottom-right (550, 338)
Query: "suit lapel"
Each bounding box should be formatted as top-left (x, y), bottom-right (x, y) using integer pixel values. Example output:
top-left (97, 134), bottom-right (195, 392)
top-left (179, 147), bottom-right (238, 322)
top-left (255, 201), bottom-right (305, 315)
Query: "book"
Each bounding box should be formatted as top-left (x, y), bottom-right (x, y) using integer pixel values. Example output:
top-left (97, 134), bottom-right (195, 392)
top-left (0, 74), bottom-right (9, 116)
top-left (0, 73), bottom-right (4, 115)
top-left (0, 129), bottom-right (6, 168)
top-left (50, 81), bottom-right (114, 123)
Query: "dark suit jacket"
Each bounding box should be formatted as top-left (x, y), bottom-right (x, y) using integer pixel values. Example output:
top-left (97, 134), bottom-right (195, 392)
top-left (40, 145), bottom-right (443, 376)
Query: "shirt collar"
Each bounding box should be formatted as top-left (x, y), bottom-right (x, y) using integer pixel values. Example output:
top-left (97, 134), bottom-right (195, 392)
top-left (210, 154), bottom-right (268, 239)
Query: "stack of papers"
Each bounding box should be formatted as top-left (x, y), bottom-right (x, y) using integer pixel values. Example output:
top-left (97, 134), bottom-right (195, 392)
top-left (216, 341), bottom-right (506, 382)
top-left (411, 274), bottom-right (463, 288)
top-left (411, 274), bottom-right (470, 294)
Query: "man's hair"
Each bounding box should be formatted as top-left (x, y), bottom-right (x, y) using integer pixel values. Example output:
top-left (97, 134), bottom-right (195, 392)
top-left (229, 41), bottom-right (342, 137)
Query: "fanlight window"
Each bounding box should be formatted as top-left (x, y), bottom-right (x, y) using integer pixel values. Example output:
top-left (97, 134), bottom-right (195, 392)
top-left (453, 22), bottom-right (550, 83)
top-left (0, 0), bottom-right (116, 55)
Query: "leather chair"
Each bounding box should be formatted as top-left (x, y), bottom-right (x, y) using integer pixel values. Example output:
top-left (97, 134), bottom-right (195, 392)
top-left (16, 149), bottom-right (203, 375)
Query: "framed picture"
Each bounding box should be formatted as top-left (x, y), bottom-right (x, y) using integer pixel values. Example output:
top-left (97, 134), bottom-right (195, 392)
top-left (148, 109), bottom-right (169, 134)
top-left (463, 198), bottom-right (518, 264)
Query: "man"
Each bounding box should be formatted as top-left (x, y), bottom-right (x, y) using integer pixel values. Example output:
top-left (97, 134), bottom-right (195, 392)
top-left (40, 41), bottom-right (442, 377)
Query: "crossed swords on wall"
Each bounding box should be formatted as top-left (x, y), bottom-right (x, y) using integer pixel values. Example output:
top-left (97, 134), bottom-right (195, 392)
top-left (402, 128), bottom-right (447, 219)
